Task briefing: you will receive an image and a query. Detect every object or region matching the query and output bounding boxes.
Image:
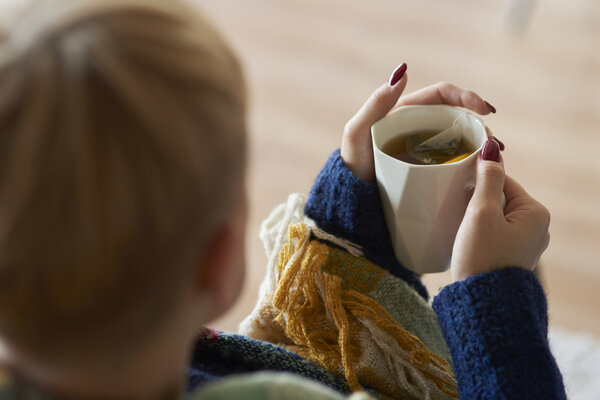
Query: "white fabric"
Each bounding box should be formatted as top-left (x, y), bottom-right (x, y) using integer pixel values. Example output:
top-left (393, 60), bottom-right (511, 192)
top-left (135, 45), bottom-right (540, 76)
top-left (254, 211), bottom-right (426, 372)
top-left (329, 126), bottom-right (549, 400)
top-left (550, 327), bottom-right (600, 400)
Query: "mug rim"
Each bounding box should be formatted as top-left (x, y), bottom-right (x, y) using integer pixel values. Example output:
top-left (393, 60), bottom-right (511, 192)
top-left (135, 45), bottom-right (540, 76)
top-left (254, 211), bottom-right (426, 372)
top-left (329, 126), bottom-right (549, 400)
top-left (371, 104), bottom-right (486, 169)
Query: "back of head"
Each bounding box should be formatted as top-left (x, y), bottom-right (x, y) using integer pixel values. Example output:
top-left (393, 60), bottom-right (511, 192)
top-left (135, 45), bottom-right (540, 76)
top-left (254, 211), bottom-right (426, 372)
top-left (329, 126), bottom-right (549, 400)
top-left (0, 0), bottom-right (246, 363)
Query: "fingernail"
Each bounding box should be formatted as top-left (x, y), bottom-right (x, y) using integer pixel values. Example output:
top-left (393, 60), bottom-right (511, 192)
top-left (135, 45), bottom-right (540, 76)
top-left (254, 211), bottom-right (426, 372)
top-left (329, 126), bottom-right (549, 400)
top-left (481, 140), bottom-right (501, 162)
top-left (492, 135), bottom-right (505, 151)
top-left (484, 101), bottom-right (496, 113)
top-left (388, 63), bottom-right (407, 87)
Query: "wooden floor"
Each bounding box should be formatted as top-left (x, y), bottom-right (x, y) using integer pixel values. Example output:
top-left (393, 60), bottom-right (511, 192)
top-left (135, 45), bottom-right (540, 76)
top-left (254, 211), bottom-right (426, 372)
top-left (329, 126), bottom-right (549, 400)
top-left (193, 0), bottom-right (600, 335)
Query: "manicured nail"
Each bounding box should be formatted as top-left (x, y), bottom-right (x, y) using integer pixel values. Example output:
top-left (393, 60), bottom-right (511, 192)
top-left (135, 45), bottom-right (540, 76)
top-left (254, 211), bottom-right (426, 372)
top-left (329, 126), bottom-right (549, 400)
top-left (484, 101), bottom-right (496, 113)
top-left (481, 140), bottom-right (500, 162)
top-left (492, 135), bottom-right (505, 151)
top-left (388, 63), bottom-right (407, 87)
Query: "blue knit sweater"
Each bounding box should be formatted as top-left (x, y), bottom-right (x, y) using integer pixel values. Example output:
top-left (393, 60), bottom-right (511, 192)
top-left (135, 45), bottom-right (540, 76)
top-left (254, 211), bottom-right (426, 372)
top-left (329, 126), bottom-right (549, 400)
top-left (184, 149), bottom-right (568, 399)
top-left (304, 149), bottom-right (566, 399)
top-left (0, 150), bottom-right (567, 399)
top-left (184, 148), bottom-right (568, 399)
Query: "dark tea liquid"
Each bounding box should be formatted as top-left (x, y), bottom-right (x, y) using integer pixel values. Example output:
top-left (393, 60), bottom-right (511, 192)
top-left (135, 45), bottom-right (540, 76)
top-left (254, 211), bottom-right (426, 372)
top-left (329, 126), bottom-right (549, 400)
top-left (382, 130), bottom-right (476, 165)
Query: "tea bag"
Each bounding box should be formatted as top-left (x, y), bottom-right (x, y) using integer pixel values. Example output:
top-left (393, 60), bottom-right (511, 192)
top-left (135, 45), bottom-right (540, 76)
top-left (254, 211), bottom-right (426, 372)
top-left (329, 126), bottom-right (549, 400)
top-left (407, 114), bottom-right (468, 164)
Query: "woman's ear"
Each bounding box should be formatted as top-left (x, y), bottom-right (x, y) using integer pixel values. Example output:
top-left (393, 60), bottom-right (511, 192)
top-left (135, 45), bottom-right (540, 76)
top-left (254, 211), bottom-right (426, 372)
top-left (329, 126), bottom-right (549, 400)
top-left (193, 206), bottom-right (246, 325)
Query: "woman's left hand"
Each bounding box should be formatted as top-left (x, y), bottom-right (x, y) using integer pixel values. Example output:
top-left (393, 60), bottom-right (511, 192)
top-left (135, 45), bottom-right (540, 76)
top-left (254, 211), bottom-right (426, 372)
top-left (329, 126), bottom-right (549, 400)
top-left (450, 149), bottom-right (551, 282)
top-left (341, 63), bottom-right (496, 181)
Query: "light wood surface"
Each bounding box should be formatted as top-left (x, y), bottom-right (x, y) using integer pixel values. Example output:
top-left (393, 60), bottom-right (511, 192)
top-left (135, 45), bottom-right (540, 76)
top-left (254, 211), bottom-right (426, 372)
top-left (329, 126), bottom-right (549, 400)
top-left (193, 0), bottom-right (600, 335)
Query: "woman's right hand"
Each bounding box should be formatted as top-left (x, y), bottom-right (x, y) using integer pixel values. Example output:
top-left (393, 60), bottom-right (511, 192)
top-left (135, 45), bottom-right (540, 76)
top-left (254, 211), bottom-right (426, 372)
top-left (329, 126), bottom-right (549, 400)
top-left (341, 64), bottom-right (495, 182)
top-left (450, 140), bottom-right (551, 282)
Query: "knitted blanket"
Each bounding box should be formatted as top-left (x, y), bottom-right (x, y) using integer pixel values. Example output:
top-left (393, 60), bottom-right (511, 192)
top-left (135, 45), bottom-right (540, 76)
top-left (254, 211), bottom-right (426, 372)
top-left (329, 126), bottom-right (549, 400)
top-left (188, 328), bottom-right (351, 394)
top-left (240, 194), bottom-right (457, 400)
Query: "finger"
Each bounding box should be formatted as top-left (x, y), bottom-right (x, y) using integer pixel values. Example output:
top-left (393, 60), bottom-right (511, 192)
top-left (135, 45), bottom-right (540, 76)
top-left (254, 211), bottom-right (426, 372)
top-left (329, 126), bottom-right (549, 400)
top-left (485, 126), bottom-right (506, 151)
top-left (394, 82), bottom-right (493, 115)
top-left (343, 64), bottom-right (408, 138)
top-left (470, 143), bottom-right (506, 211)
top-left (486, 126), bottom-right (494, 141)
top-left (503, 175), bottom-right (530, 204)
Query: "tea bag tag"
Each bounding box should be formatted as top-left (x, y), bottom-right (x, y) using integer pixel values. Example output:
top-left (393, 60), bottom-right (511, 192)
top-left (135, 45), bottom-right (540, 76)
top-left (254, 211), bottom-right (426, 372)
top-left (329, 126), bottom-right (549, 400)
top-left (415, 114), bottom-right (465, 152)
top-left (408, 114), bottom-right (467, 164)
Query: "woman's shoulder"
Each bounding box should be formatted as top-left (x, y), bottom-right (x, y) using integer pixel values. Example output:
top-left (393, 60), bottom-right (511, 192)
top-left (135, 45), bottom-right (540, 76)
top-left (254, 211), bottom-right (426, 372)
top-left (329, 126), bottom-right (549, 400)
top-left (188, 372), bottom-right (371, 400)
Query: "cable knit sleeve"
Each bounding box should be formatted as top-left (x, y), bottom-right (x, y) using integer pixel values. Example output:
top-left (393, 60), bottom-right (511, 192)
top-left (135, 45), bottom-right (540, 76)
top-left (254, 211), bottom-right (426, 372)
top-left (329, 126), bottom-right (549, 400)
top-left (304, 149), bottom-right (427, 299)
top-left (432, 267), bottom-right (567, 399)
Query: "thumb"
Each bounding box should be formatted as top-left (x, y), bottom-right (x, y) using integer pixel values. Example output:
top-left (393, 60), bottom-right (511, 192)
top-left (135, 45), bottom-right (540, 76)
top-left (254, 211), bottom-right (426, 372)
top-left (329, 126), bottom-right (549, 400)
top-left (344, 63), bottom-right (408, 136)
top-left (470, 140), bottom-right (505, 211)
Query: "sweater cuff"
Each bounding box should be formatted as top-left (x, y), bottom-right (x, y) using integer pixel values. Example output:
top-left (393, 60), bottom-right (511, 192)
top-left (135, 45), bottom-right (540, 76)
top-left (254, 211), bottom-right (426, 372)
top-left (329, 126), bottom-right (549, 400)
top-left (304, 149), bottom-right (427, 300)
top-left (432, 267), bottom-right (565, 399)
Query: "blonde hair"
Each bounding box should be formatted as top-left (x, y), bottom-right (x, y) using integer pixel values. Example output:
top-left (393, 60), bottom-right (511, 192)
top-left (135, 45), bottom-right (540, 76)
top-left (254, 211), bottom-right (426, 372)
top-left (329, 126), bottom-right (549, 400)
top-left (0, 0), bottom-right (246, 359)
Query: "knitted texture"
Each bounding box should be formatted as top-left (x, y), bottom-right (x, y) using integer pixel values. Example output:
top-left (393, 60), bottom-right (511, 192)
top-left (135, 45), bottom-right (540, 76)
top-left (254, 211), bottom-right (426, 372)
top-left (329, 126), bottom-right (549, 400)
top-left (240, 194), bottom-right (456, 400)
top-left (304, 149), bottom-right (428, 300)
top-left (432, 267), bottom-right (567, 400)
top-left (188, 328), bottom-right (350, 394)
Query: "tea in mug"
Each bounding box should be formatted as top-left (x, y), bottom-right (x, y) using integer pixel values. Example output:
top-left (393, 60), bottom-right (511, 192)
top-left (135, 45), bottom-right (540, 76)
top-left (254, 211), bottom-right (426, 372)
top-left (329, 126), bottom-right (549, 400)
top-left (382, 130), bottom-right (476, 165)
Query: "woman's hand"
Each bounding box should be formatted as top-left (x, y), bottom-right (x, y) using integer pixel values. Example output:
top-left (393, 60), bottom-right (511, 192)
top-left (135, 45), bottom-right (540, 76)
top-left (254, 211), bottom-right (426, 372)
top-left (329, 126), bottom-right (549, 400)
top-left (450, 141), bottom-right (551, 281)
top-left (341, 63), bottom-right (496, 181)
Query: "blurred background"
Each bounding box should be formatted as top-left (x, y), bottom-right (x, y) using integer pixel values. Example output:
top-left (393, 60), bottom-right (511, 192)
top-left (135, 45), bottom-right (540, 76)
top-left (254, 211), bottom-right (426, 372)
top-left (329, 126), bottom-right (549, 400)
top-left (193, 0), bottom-right (600, 336)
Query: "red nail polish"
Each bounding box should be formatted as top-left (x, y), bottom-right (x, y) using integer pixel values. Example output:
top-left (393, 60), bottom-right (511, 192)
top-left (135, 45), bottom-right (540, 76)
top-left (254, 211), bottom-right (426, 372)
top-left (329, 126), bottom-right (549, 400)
top-left (485, 101), bottom-right (496, 113)
top-left (388, 63), bottom-right (407, 87)
top-left (481, 140), bottom-right (500, 162)
top-left (492, 135), bottom-right (505, 151)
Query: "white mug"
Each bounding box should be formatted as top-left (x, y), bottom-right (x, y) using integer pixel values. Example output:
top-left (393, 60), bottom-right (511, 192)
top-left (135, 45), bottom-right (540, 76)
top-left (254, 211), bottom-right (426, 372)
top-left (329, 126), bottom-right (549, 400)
top-left (371, 105), bottom-right (487, 274)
